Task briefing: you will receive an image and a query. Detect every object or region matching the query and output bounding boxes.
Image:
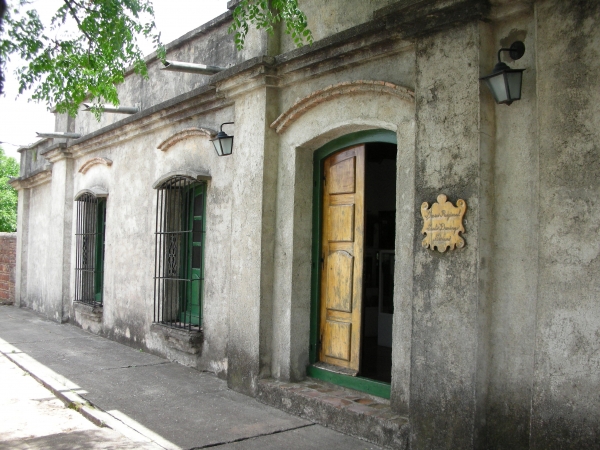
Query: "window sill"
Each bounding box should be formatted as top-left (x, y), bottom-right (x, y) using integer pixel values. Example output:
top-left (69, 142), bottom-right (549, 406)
top-left (150, 323), bottom-right (203, 355)
top-left (73, 301), bottom-right (103, 322)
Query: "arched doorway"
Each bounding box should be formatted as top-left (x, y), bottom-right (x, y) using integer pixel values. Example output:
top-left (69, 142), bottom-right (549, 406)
top-left (308, 129), bottom-right (397, 398)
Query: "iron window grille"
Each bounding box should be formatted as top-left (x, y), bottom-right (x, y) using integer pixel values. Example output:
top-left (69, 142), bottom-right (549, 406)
top-left (154, 176), bottom-right (206, 331)
top-left (74, 193), bottom-right (106, 306)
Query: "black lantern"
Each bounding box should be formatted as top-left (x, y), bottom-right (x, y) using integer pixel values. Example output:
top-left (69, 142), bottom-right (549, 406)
top-left (210, 122), bottom-right (234, 156)
top-left (480, 41), bottom-right (526, 105)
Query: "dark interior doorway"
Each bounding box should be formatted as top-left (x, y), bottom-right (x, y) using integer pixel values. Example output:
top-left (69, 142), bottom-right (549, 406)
top-left (360, 142), bottom-right (397, 383)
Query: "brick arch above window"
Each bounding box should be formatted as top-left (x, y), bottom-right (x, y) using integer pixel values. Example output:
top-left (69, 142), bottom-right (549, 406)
top-left (157, 127), bottom-right (218, 152)
top-left (78, 157), bottom-right (113, 174)
top-left (75, 186), bottom-right (108, 200)
top-left (152, 170), bottom-right (211, 189)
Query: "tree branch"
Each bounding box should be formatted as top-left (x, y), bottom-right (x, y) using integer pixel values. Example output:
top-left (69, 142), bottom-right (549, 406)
top-left (62, 0), bottom-right (93, 43)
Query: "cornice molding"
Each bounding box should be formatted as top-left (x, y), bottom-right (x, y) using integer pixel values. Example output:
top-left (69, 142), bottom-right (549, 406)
top-left (43, 147), bottom-right (73, 163)
top-left (157, 127), bottom-right (217, 151)
top-left (9, 169), bottom-right (52, 190)
top-left (78, 157), bottom-right (113, 174)
top-left (67, 87), bottom-right (231, 158)
top-left (212, 57), bottom-right (280, 99)
top-left (271, 80), bottom-right (415, 134)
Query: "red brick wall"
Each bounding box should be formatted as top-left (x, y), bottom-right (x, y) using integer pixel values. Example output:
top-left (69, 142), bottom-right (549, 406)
top-left (0, 233), bottom-right (16, 305)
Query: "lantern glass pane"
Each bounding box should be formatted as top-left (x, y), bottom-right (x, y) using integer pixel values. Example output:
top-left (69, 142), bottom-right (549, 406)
top-left (221, 136), bottom-right (233, 156)
top-left (211, 139), bottom-right (223, 156)
top-left (506, 71), bottom-right (523, 101)
top-left (485, 73), bottom-right (509, 103)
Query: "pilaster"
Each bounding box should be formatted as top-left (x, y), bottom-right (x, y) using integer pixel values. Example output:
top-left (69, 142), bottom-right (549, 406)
top-left (218, 64), bottom-right (281, 395)
top-left (43, 148), bottom-right (75, 322)
top-left (410, 19), bottom-right (490, 449)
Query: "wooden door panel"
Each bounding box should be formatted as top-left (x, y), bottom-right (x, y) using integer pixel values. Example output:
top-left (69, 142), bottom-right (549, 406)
top-left (323, 320), bottom-right (352, 361)
top-left (325, 251), bottom-right (354, 313)
top-left (328, 157), bottom-right (356, 194)
top-left (319, 145), bottom-right (365, 373)
top-left (327, 205), bottom-right (355, 242)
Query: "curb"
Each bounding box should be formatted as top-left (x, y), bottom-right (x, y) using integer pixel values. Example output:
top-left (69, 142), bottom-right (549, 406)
top-left (1, 347), bottom-right (109, 427)
top-left (0, 341), bottom-right (180, 450)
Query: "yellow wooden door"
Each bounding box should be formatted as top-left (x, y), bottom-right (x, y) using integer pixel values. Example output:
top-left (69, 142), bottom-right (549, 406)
top-left (319, 145), bottom-right (365, 373)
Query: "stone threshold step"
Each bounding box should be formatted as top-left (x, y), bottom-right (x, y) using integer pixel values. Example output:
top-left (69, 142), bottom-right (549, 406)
top-left (256, 378), bottom-right (409, 449)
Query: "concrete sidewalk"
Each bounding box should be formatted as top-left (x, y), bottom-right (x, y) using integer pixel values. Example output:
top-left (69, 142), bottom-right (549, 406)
top-left (0, 352), bottom-right (162, 449)
top-left (0, 306), bottom-right (381, 449)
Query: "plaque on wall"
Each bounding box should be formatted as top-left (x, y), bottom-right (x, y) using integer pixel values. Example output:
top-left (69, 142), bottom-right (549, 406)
top-left (421, 194), bottom-right (466, 253)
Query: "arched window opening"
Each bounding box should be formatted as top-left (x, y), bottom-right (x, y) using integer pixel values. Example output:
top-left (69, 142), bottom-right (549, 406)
top-left (154, 175), bottom-right (206, 332)
top-left (74, 192), bottom-right (106, 306)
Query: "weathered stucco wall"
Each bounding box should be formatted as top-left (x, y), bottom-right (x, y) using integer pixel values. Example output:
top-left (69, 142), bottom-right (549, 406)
top-left (411, 21), bottom-right (485, 449)
top-left (66, 101), bottom-right (236, 375)
top-left (68, 13), bottom-right (241, 139)
top-left (279, 0), bottom-right (397, 54)
top-left (21, 182), bottom-right (57, 318)
top-left (12, 0), bottom-right (600, 447)
top-left (16, 152), bottom-right (74, 323)
top-left (532, 1), bottom-right (600, 447)
top-left (224, 84), bottom-right (280, 395)
top-left (277, 48), bottom-right (415, 116)
top-left (485, 6), bottom-right (539, 449)
top-left (18, 144), bottom-right (52, 179)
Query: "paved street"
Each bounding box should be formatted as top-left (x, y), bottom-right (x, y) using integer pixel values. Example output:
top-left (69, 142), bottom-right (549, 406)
top-left (0, 306), bottom-right (381, 449)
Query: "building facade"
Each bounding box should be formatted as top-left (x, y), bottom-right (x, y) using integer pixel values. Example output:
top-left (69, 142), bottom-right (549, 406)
top-left (10, 0), bottom-right (600, 448)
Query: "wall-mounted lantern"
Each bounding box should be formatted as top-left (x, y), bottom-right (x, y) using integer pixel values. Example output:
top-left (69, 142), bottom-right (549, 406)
top-left (480, 41), bottom-right (526, 105)
top-left (210, 122), bottom-right (234, 156)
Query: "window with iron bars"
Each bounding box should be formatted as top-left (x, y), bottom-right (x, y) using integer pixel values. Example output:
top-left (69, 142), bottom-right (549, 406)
top-left (154, 176), bottom-right (206, 331)
top-left (74, 193), bottom-right (106, 306)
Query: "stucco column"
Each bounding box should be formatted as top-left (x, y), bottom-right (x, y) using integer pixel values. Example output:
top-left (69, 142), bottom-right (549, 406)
top-left (410, 21), bottom-right (494, 449)
top-left (13, 187), bottom-right (30, 307)
top-left (481, 6), bottom-right (539, 448)
top-left (531, 1), bottom-right (600, 447)
top-left (43, 148), bottom-right (74, 322)
top-left (220, 68), bottom-right (280, 395)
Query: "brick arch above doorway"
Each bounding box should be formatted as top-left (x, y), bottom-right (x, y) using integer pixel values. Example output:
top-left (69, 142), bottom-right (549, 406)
top-left (270, 81), bottom-right (415, 134)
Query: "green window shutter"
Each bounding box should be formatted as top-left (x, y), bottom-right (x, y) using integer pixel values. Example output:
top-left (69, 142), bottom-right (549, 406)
top-left (94, 198), bottom-right (106, 304)
top-left (182, 184), bottom-right (205, 326)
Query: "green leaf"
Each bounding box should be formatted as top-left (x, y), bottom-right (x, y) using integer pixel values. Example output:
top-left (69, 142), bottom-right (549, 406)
top-left (229, 0), bottom-right (313, 50)
top-left (1, 0), bottom-right (163, 119)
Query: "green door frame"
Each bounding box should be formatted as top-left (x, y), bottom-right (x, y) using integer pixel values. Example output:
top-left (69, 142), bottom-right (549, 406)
top-left (308, 129), bottom-right (397, 399)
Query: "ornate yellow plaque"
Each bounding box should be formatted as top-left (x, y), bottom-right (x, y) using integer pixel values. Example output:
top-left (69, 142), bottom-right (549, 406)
top-left (421, 194), bottom-right (466, 253)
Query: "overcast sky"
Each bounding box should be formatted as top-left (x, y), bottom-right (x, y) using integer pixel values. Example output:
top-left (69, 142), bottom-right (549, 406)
top-left (0, 0), bottom-right (229, 160)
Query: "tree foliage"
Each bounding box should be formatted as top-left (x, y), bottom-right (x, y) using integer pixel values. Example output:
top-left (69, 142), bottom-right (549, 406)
top-left (0, 147), bottom-right (19, 232)
top-left (230, 0), bottom-right (312, 50)
top-left (0, 0), bottom-right (311, 118)
top-left (0, 0), bottom-right (7, 95)
top-left (0, 0), bottom-right (165, 118)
